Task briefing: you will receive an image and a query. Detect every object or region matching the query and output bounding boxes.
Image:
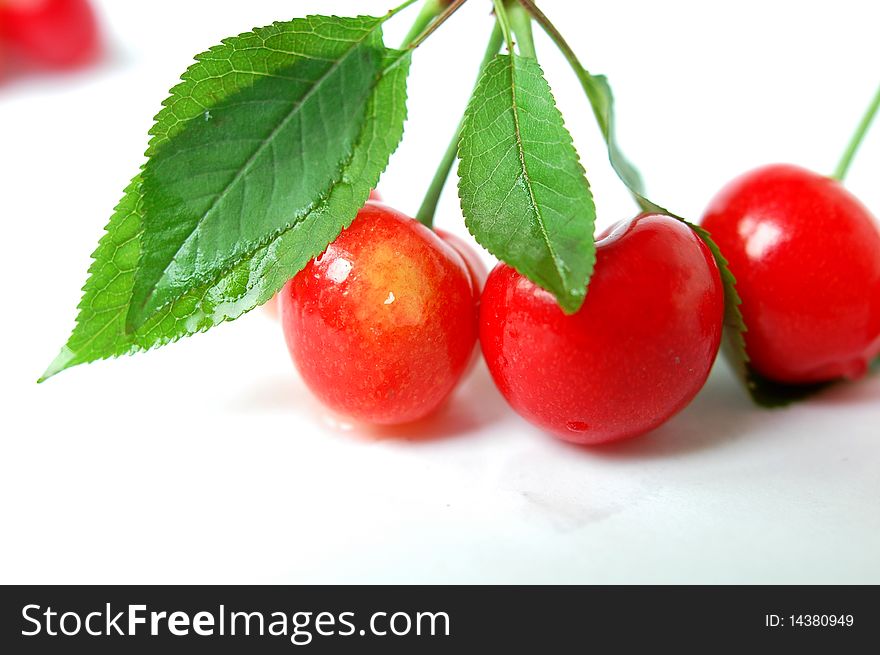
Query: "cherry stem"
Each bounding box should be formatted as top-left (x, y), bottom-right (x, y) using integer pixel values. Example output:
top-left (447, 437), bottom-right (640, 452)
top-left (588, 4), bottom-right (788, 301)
top-left (384, 2), bottom-right (466, 81)
top-left (404, 0), bottom-right (469, 50)
top-left (399, 0), bottom-right (446, 48)
top-left (491, 0), bottom-right (516, 54)
top-left (514, 1), bottom-right (599, 120)
top-left (515, 0), bottom-right (649, 212)
top-left (416, 22), bottom-right (504, 227)
top-left (388, 0), bottom-right (423, 21)
top-left (833, 83), bottom-right (880, 182)
top-left (507, 1), bottom-right (536, 58)
top-left (515, 0), bottom-right (587, 89)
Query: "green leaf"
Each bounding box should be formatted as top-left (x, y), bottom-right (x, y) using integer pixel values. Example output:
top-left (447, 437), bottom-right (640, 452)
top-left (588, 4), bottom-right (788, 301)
top-left (457, 53), bottom-right (596, 314)
top-left (41, 43), bottom-right (411, 381)
top-left (575, 65), bottom-right (828, 406)
top-left (127, 15), bottom-right (388, 330)
top-left (41, 176), bottom-right (146, 380)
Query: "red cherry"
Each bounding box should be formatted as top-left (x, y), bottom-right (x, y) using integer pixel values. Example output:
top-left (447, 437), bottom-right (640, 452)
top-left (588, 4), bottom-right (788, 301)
top-left (264, 190), bottom-right (383, 319)
top-left (280, 202), bottom-right (478, 424)
top-left (480, 214), bottom-right (724, 445)
top-left (702, 164), bottom-right (880, 383)
top-left (433, 228), bottom-right (487, 374)
top-left (434, 228), bottom-right (488, 294)
top-left (0, 0), bottom-right (99, 69)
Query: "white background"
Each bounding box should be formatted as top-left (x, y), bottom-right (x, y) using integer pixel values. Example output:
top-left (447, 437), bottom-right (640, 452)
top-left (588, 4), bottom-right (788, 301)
top-left (1, 0), bottom-right (878, 583)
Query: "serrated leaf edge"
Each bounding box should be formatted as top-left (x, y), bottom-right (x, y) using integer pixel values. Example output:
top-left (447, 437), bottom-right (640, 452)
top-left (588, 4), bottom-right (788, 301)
top-left (40, 48), bottom-right (412, 382)
top-left (129, 16), bottom-right (390, 330)
top-left (457, 53), bottom-right (596, 315)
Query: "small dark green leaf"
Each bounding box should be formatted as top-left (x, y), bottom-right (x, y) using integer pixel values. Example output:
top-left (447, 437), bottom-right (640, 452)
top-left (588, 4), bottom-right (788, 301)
top-left (41, 39), bottom-right (411, 381)
top-left (458, 53), bottom-right (596, 314)
top-left (578, 71), bottom-right (649, 201)
top-left (692, 223), bottom-right (834, 406)
top-left (742, 370), bottom-right (833, 407)
top-left (127, 16), bottom-right (387, 330)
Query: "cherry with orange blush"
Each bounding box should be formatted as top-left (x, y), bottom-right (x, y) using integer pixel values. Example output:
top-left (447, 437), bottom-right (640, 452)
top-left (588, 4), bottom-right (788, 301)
top-left (280, 202), bottom-right (478, 425)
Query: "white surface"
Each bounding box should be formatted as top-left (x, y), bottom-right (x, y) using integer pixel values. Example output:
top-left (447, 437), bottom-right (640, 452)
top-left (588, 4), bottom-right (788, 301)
top-left (1, 0), bottom-right (879, 584)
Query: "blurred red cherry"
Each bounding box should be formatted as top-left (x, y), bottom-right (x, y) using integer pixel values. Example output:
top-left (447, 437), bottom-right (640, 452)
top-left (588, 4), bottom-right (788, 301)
top-left (0, 0), bottom-right (100, 69)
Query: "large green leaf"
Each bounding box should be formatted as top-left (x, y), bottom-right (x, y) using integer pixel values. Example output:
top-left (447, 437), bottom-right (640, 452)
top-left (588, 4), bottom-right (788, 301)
top-left (41, 45), bottom-right (411, 381)
top-left (127, 16), bottom-right (386, 330)
top-left (457, 53), bottom-right (596, 314)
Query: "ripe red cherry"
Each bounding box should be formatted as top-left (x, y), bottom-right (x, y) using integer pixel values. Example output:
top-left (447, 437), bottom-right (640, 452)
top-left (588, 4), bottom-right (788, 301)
top-left (480, 214), bottom-right (724, 445)
top-left (0, 0), bottom-right (99, 69)
top-left (434, 228), bottom-right (487, 293)
top-left (702, 164), bottom-right (880, 383)
top-left (264, 190), bottom-right (385, 319)
top-left (280, 202), bottom-right (478, 424)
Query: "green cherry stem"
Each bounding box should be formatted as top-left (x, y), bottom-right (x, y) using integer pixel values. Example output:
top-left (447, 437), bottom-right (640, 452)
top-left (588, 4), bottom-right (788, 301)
top-left (491, 0), bottom-right (515, 53)
top-left (404, 0), bottom-right (469, 50)
top-left (517, 0), bottom-right (655, 212)
top-left (387, 0), bottom-right (423, 21)
top-left (416, 22), bottom-right (504, 227)
top-left (516, 0), bottom-right (585, 87)
top-left (507, 1), bottom-right (536, 58)
top-left (384, 0), bottom-right (467, 74)
top-left (515, 0), bottom-right (600, 123)
top-left (399, 0), bottom-right (448, 48)
top-left (833, 83), bottom-right (880, 182)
